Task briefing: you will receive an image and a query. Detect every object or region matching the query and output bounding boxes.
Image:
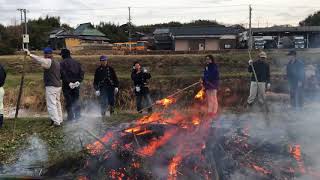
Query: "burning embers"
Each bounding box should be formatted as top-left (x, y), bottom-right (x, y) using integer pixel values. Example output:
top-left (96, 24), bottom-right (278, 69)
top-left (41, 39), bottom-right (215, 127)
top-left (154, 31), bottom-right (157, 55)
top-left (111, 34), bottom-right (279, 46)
top-left (137, 129), bottom-right (177, 156)
top-left (195, 88), bottom-right (205, 101)
top-left (60, 90), bottom-right (312, 180)
top-left (86, 132), bottom-right (113, 156)
top-left (156, 97), bottom-right (176, 108)
top-left (168, 155), bottom-right (182, 180)
top-left (289, 144), bottom-right (306, 173)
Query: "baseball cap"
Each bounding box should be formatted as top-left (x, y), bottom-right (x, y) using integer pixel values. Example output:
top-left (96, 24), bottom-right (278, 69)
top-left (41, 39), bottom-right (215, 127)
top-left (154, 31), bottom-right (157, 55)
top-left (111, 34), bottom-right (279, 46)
top-left (43, 47), bottom-right (53, 54)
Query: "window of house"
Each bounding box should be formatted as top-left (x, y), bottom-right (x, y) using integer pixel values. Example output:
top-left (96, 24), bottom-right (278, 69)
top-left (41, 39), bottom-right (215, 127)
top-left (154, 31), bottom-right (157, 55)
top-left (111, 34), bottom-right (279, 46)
top-left (224, 44), bottom-right (232, 49)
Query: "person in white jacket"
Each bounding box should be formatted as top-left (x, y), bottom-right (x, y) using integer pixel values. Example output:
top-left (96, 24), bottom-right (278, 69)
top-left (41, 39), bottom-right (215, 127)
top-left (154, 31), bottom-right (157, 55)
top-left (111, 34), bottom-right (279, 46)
top-left (0, 64), bottom-right (6, 128)
top-left (25, 48), bottom-right (63, 127)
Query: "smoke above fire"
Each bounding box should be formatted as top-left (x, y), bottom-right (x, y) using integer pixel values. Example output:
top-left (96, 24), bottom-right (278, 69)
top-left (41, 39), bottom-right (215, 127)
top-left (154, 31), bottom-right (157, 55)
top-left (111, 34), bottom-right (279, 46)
top-left (62, 101), bottom-right (110, 152)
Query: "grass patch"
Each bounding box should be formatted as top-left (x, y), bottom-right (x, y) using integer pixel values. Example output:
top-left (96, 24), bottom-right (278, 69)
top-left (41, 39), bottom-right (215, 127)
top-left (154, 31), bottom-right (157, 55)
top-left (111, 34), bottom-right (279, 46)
top-left (0, 112), bottom-right (142, 165)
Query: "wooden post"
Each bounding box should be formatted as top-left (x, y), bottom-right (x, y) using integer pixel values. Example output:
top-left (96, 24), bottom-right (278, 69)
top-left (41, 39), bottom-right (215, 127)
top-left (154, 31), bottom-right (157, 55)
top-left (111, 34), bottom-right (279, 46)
top-left (14, 55), bottom-right (26, 118)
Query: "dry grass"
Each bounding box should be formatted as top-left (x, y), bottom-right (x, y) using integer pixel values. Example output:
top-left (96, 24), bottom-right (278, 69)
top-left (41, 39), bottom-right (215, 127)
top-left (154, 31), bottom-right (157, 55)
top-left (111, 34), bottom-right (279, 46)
top-left (2, 51), bottom-right (319, 112)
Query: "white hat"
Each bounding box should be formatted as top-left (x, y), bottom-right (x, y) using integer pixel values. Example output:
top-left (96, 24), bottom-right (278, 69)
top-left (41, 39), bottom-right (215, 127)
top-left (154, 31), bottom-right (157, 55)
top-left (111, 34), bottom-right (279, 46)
top-left (259, 51), bottom-right (267, 58)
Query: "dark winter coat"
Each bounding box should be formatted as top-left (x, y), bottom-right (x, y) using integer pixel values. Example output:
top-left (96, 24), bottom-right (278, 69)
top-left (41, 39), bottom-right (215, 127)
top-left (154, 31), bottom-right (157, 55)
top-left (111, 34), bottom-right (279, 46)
top-left (0, 64), bottom-right (6, 87)
top-left (248, 59), bottom-right (270, 83)
top-left (287, 59), bottom-right (305, 87)
top-left (131, 70), bottom-right (151, 95)
top-left (203, 63), bottom-right (219, 90)
top-left (94, 65), bottom-right (119, 90)
top-left (60, 57), bottom-right (84, 87)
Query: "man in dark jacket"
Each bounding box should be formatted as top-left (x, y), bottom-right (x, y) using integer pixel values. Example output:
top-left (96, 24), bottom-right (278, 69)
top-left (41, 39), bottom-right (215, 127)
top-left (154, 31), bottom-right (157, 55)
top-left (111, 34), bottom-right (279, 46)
top-left (131, 61), bottom-right (152, 113)
top-left (94, 56), bottom-right (119, 116)
top-left (286, 50), bottom-right (305, 109)
top-left (202, 55), bottom-right (219, 115)
top-left (60, 49), bottom-right (84, 121)
top-left (0, 64), bottom-right (6, 128)
top-left (247, 51), bottom-right (271, 105)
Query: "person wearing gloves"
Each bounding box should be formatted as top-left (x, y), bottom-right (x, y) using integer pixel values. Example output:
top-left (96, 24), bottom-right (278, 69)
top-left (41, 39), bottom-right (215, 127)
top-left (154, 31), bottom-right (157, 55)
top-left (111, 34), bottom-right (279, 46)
top-left (94, 56), bottom-right (119, 116)
top-left (131, 61), bottom-right (153, 113)
top-left (286, 50), bottom-right (305, 109)
top-left (247, 51), bottom-right (271, 106)
top-left (0, 64), bottom-right (6, 128)
top-left (202, 55), bottom-right (219, 115)
top-left (60, 49), bottom-right (84, 121)
top-left (25, 48), bottom-right (63, 127)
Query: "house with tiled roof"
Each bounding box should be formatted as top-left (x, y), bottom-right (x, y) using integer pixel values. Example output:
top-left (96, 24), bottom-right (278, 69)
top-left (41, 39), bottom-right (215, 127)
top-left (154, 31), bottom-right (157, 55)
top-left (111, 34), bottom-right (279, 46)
top-left (49, 23), bottom-right (112, 51)
top-left (153, 26), bottom-right (244, 51)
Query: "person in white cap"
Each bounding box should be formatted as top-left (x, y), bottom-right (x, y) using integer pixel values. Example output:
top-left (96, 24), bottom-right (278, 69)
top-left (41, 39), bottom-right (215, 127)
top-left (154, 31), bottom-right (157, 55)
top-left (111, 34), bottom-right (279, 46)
top-left (25, 48), bottom-right (63, 127)
top-left (247, 51), bottom-right (271, 106)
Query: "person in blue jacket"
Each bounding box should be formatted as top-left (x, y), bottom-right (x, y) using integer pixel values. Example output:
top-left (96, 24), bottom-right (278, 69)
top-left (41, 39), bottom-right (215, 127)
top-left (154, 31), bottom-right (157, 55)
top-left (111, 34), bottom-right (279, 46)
top-left (202, 55), bottom-right (219, 115)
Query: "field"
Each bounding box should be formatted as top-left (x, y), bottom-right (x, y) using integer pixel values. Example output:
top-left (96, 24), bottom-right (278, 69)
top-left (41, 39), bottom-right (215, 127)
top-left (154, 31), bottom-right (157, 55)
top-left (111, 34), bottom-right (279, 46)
top-left (0, 50), bottom-right (298, 113)
top-left (1, 50), bottom-right (320, 176)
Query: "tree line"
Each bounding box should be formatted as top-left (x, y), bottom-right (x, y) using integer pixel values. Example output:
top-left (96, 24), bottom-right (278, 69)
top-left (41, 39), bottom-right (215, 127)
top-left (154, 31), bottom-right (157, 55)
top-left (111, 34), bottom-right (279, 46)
top-left (0, 11), bottom-right (320, 55)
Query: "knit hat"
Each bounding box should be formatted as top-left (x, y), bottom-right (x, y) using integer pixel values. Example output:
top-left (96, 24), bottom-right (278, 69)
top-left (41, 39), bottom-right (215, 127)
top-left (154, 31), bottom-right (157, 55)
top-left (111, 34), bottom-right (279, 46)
top-left (100, 55), bottom-right (108, 61)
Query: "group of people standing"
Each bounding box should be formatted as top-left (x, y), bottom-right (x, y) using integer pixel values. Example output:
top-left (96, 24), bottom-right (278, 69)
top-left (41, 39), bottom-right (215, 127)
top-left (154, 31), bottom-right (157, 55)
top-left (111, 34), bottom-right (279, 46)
top-left (23, 48), bottom-right (156, 127)
top-left (246, 50), bottom-right (305, 109)
top-left (0, 47), bottom-right (307, 128)
top-left (26, 48), bottom-right (84, 126)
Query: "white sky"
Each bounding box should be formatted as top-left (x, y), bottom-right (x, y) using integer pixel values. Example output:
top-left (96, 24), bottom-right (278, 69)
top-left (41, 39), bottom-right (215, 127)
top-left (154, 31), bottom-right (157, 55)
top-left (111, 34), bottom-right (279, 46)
top-left (1, 0), bottom-right (320, 28)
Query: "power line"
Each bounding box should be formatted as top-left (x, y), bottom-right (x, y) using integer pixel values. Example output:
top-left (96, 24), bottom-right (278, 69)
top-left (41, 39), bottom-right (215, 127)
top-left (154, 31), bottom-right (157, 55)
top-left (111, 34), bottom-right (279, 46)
top-left (249, 5), bottom-right (253, 50)
top-left (2, 4), bottom-right (320, 12)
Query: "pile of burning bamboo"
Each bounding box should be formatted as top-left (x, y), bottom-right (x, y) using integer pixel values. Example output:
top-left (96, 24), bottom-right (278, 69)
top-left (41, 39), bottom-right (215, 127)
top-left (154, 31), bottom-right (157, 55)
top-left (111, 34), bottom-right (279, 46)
top-left (44, 89), bottom-right (318, 180)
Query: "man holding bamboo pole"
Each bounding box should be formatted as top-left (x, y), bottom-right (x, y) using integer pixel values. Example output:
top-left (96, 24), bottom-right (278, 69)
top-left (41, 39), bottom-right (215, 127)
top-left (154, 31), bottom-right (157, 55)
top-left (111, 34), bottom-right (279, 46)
top-left (25, 48), bottom-right (63, 127)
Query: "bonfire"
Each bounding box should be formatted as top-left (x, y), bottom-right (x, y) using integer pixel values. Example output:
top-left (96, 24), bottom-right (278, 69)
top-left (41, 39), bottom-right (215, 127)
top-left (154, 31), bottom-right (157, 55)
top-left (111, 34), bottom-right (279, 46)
top-left (43, 88), bottom-right (318, 180)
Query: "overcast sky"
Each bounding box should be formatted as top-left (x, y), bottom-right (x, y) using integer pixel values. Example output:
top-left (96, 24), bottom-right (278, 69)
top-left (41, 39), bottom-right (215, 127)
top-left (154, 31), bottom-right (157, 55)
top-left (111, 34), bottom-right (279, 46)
top-left (1, 0), bottom-right (320, 28)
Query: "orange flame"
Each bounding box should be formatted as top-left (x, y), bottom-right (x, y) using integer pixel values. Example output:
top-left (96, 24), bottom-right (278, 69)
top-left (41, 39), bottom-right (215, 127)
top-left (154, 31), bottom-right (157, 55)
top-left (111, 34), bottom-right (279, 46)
top-left (137, 113), bottom-right (162, 124)
top-left (86, 132), bottom-right (113, 156)
top-left (136, 130), bottom-right (153, 136)
top-left (109, 169), bottom-right (125, 180)
top-left (156, 97), bottom-right (176, 108)
top-left (138, 129), bottom-right (177, 156)
top-left (164, 111), bottom-right (185, 125)
top-left (168, 155), bottom-right (183, 180)
top-left (195, 89), bottom-right (205, 100)
top-left (289, 144), bottom-right (306, 173)
top-left (252, 165), bottom-right (271, 175)
top-left (124, 126), bottom-right (144, 133)
top-left (192, 116), bottom-right (201, 126)
top-left (78, 176), bottom-right (89, 180)
top-left (132, 162), bottom-right (141, 168)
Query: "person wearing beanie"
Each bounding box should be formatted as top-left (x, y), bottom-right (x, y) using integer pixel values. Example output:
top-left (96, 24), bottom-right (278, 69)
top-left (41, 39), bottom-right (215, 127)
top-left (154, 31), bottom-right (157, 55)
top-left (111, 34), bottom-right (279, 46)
top-left (247, 51), bottom-right (271, 106)
top-left (25, 48), bottom-right (63, 127)
top-left (93, 55), bottom-right (119, 116)
top-left (60, 48), bottom-right (84, 121)
top-left (0, 64), bottom-right (6, 128)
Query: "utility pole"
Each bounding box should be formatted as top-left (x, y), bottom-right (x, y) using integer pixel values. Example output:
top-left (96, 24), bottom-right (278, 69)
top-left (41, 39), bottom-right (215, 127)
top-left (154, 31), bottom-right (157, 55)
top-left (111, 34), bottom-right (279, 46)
top-left (248, 5), bottom-right (253, 50)
top-left (15, 8), bottom-right (28, 119)
top-left (17, 9), bottom-right (24, 50)
top-left (128, 7), bottom-right (132, 52)
top-left (23, 9), bottom-right (28, 49)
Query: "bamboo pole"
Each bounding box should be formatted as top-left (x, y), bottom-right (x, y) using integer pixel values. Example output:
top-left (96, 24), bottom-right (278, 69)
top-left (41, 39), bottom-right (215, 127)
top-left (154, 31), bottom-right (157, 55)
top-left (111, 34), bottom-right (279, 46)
top-left (12, 54), bottom-right (26, 140)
